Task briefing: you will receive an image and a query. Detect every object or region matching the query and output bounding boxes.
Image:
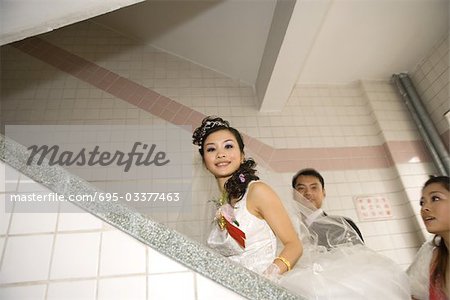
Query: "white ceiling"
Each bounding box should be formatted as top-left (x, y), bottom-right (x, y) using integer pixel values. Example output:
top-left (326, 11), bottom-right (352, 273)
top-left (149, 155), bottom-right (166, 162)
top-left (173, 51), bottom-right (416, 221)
top-left (95, 0), bottom-right (277, 86)
top-left (298, 0), bottom-right (449, 84)
top-left (2, 0), bottom-right (448, 112)
top-left (0, 0), bottom-right (145, 46)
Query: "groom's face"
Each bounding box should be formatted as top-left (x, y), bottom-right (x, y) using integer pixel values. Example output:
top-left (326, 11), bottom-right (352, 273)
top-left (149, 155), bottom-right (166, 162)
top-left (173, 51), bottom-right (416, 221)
top-left (294, 175), bottom-right (326, 209)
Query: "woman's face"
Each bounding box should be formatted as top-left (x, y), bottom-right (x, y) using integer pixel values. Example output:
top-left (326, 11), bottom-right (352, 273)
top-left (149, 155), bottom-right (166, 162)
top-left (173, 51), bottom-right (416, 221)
top-left (420, 182), bottom-right (450, 236)
top-left (202, 129), bottom-right (244, 180)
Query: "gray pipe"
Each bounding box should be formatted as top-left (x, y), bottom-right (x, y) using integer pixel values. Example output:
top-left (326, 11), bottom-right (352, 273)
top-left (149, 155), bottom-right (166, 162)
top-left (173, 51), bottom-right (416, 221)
top-left (392, 73), bottom-right (449, 176)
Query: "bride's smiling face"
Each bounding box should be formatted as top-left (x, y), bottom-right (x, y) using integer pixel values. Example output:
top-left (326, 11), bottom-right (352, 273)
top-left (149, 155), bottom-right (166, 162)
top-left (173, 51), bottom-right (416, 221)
top-left (203, 129), bottom-right (244, 179)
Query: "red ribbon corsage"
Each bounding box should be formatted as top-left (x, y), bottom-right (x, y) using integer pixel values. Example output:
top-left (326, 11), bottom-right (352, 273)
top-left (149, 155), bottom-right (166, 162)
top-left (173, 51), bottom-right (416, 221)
top-left (217, 204), bottom-right (246, 248)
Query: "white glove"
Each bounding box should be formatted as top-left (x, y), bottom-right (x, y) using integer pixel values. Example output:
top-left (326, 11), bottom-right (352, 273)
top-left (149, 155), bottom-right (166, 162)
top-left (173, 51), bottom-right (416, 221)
top-left (262, 263), bottom-right (281, 282)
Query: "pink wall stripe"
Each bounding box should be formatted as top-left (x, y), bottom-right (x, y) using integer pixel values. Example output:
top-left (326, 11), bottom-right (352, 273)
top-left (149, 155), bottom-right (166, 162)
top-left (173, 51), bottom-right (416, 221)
top-left (11, 37), bottom-right (433, 172)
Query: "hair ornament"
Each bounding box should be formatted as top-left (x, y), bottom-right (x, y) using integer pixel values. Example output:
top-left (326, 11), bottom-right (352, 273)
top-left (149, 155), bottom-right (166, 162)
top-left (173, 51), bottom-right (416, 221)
top-left (239, 173), bottom-right (245, 183)
top-left (192, 116), bottom-right (230, 147)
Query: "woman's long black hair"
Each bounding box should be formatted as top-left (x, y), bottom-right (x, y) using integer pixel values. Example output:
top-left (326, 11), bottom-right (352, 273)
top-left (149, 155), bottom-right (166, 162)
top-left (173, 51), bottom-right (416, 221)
top-left (193, 116), bottom-right (259, 203)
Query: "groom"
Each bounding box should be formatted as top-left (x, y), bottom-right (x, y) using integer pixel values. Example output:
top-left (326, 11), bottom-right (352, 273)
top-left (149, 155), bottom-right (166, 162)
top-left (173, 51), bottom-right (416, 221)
top-left (292, 168), bottom-right (364, 248)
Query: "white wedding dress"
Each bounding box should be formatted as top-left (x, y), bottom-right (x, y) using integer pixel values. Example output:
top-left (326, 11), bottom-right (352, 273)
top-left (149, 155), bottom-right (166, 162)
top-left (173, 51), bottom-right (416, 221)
top-left (208, 181), bottom-right (411, 300)
top-left (207, 181), bottom-right (277, 274)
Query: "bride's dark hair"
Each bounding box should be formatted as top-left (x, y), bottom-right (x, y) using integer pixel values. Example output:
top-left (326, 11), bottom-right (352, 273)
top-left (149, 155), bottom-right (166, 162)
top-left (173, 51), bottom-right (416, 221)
top-left (192, 116), bottom-right (259, 203)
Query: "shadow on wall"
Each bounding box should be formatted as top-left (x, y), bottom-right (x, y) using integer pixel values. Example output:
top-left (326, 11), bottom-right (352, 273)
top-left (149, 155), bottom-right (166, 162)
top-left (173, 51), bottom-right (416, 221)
top-left (94, 0), bottom-right (225, 42)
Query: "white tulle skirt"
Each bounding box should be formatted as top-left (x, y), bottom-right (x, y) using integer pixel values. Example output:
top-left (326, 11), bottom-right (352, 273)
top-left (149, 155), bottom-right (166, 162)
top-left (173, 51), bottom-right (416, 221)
top-left (280, 244), bottom-right (411, 300)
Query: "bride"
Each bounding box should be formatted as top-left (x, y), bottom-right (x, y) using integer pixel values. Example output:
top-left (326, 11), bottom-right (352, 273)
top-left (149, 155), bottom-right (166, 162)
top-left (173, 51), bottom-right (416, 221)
top-left (193, 116), bottom-right (410, 299)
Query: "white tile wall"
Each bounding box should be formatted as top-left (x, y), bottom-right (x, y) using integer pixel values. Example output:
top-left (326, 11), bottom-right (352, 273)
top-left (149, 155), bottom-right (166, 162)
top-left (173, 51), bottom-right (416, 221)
top-left (0, 234), bottom-right (53, 283)
top-left (57, 203), bottom-right (103, 231)
top-left (9, 213), bottom-right (58, 235)
top-left (0, 161), bottom-right (244, 299)
top-left (147, 249), bottom-right (187, 274)
top-left (0, 284), bottom-right (47, 300)
top-left (98, 276), bottom-right (146, 300)
top-left (0, 164), bottom-right (5, 193)
top-left (147, 272), bottom-right (195, 300)
top-left (196, 274), bottom-right (246, 300)
top-left (99, 231), bottom-right (146, 276)
top-left (362, 80), bottom-right (421, 141)
top-left (50, 232), bottom-right (101, 279)
top-left (3, 164), bottom-right (19, 193)
top-left (0, 195), bottom-right (11, 235)
top-left (47, 280), bottom-right (97, 300)
top-left (411, 33), bottom-right (449, 136)
top-left (0, 237), bottom-right (5, 264)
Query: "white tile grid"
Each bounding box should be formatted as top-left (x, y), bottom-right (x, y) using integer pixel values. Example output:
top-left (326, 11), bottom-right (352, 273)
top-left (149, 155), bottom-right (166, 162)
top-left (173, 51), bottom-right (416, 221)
top-left (0, 237), bottom-right (5, 269)
top-left (18, 20), bottom-right (391, 148)
top-left (399, 174), bottom-right (432, 190)
top-left (0, 194), bottom-right (11, 237)
top-left (390, 202), bottom-right (416, 219)
top-left (0, 162), bottom-right (15, 279)
top-left (8, 212), bottom-right (58, 235)
top-left (363, 234), bottom-right (394, 251)
top-left (383, 191), bottom-right (415, 207)
top-left (436, 34), bottom-right (449, 57)
top-left (319, 167), bottom-right (425, 266)
top-left (0, 168), bottom-right (241, 300)
top-left (363, 86), bottom-right (423, 141)
top-left (395, 217), bottom-right (422, 236)
top-left (0, 211), bottom-right (213, 299)
top-left (147, 247), bottom-right (187, 274)
top-left (99, 231), bottom-right (146, 276)
top-left (0, 284), bottom-right (47, 300)
top-left (411, 67), bottom-right (426, 88)
top-left (363, 221), bottom-right (390, 236)
top-left (47, 280), bottom-right (97, 300)
top-left (422, 78), bottom-right (442, 102)
top-left (428, 41), bottom-right (446, 68)
top-left (431, 59), bottom-right (448, 82)
top-left (0, 234), bottom-right (54, 284)
top-left (2, 52), bottom-right (145, 127)
top-left (49, 232), bottom-right (101, 280)
top-left (196, 274), bottom-right (246, 300)
top-left (2, 164), bottom-right (20, 193)
top-left (391, 231), bottom-right (424, 249)
top-left (427, 85), bottom-right (449, 133)
top-left (324, 196), bottom-right (342, 211)
top-left (57, 205), bottom-right (104, 232)
top-left (8, 173), bottom-right (59, 235)
top-left (396, 162), bottom-right (435, 178)
top-left (404, 185), bottom-right (424, 203)
top-left (98, 276), bottom-right (147, 300)
top-left (411, 31), bottom-right (449, 136)
top-left (147, 272), bottom-right (195, 300)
